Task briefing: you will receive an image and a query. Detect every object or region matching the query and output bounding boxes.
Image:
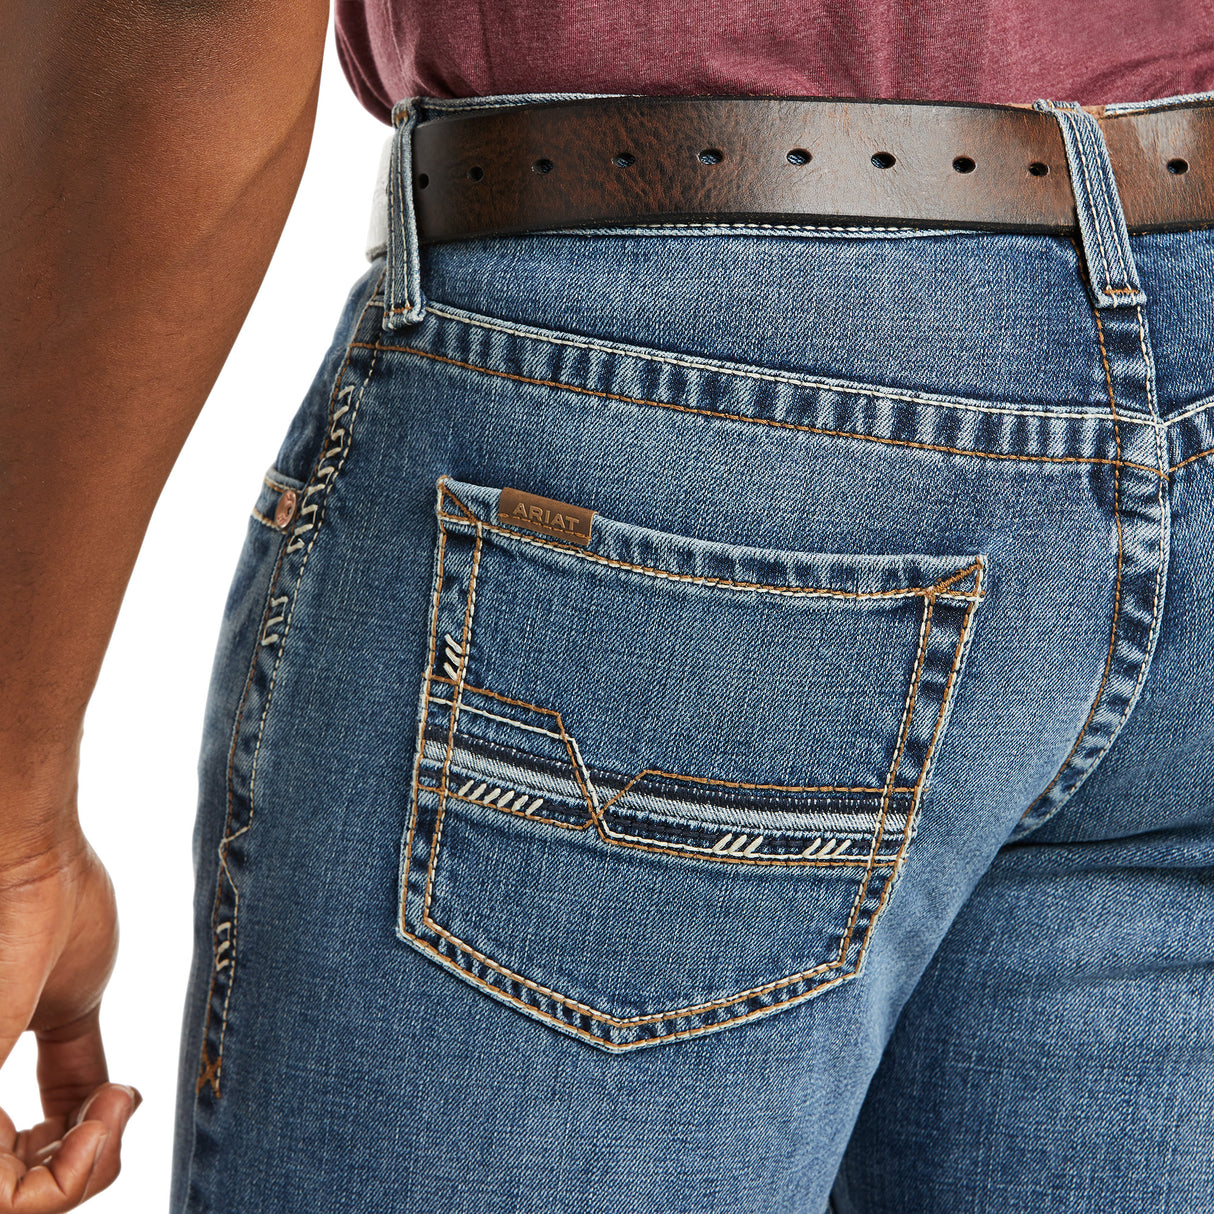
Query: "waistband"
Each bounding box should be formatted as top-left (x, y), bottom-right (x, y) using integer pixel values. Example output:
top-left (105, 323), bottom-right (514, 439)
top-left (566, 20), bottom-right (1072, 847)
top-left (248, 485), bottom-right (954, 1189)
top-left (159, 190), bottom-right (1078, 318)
top-left (368, 90), bottom-right (1214, 324)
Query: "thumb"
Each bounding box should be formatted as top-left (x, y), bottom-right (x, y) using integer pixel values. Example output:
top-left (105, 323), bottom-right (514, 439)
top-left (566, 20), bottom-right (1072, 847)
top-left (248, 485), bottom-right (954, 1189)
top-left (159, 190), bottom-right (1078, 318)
top-left (35, 1007), bottom-right (107, 1120)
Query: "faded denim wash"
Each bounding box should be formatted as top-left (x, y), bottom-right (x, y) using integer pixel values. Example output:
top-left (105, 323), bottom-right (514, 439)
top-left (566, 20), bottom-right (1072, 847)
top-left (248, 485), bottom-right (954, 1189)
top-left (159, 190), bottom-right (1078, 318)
top-left (171, 92), bottom-right (1214, 1213)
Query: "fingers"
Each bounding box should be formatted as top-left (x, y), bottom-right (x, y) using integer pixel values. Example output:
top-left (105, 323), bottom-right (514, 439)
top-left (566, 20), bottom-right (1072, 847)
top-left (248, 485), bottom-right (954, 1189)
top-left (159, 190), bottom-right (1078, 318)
top-left (0, 1084), bottom-right (140, 1212)
top-left (0, 1119), bottom-right (106, 1213)
top-left (33, 1011), bottom-right (106, 1122)
top-left (75, 1087), bottom-right (139, 1202)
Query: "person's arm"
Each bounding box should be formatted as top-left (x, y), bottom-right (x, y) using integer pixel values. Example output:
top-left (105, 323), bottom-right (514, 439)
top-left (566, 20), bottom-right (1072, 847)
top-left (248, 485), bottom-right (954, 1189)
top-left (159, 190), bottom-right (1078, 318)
top-left (0, 0), bottom-right (329, 1205)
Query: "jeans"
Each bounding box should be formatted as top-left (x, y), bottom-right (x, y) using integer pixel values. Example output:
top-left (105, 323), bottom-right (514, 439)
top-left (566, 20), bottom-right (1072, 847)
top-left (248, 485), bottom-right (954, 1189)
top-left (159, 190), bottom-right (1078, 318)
top-left (170, 92), bottom-right (1214, 1213)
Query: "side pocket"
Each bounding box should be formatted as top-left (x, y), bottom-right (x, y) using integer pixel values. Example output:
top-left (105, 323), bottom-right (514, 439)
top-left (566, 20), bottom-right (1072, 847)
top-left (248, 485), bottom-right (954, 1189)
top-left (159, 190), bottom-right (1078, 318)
top-left (397, 475), bottom-right (986, 1051)
top-left (197, 366), bottom-right (373, 1098)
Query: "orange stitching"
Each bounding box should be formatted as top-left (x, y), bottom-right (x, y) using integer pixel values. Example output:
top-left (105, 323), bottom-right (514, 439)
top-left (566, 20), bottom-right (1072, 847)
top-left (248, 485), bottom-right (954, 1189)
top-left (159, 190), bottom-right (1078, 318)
top-left (353, 342), bottom-right (1167, 480)
top-left (196, 1056), bottom-right (221, 1095)
top-left (402, 496), bottom-right (977, 1035)
top-left (424, 526), bottom-right (485, 926)
top-left (419, 304), bottom-right (1157, 425)
top-left (1105, 306), bottom-right (1168, 755)
top-left (420, 906), bottom-right (852, 1025)
top-left (932, 562), bottom-right (983, 594)
top-left (1170, 445), bottom-right (1214, 473)
top-left (448, 788), bottom-right (589, 831)
top-left (433, 507), bottom-right (903, 862)
top-left (591, 825), bottom-right (888, 868)
top-left (599, 768), bottom-right (913, 810)
top-left (197, 278), bottom-right (385, 1098)
top-left (437, 476), bottom-right (478, 523)
top-left (436, 498), bottom-right (986, 602)
top-left (1021, 307), bottom-right (1123, 819)
top-left (457, 680), bottom-right (563, 716)
top-left (439, 667), bottom-right (602, 824)
top-left (876, 596), bottom-right (932, 859)
top-left (834, 594), bottom-right (932, 963)
top-left (854, 566), bottom-right (985, 970)
top-left (446, 779), bottom-right (898, 867)
top-left (410, 561), bottom-right (981, 1037)
top-left (417, 586), bottom-right (929, 1021)
top-left (402, 925), bottom-right (858, 1042)
top-left (400, 518), bottom-right (451, 919)
top-left (442, 681), bottom-right (909, 867)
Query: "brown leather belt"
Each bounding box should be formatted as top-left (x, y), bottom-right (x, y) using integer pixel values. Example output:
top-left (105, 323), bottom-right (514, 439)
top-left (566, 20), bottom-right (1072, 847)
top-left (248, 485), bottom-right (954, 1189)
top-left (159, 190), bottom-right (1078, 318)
top-left (409, 96), bottom-right (1214, 243)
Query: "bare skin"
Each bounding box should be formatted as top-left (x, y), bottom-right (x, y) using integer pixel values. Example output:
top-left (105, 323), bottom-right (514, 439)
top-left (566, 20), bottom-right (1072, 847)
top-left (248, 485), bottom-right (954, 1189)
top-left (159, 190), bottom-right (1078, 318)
top-left (1, 0), bottom-right (328, 1205)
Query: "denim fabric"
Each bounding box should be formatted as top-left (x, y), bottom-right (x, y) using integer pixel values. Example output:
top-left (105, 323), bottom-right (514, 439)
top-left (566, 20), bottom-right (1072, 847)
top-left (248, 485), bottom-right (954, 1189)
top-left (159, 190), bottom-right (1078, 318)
top-left (170, 92), bottom-right (1214, 1213)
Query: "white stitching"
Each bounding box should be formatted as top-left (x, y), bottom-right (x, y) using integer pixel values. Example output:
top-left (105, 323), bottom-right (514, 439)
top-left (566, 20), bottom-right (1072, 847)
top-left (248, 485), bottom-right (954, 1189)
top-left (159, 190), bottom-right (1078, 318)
top-left (1018, 306), bottom-right (1167, 829)
top-left (1159, 393), bottom-right (1214, 427)
top-left (1079, 114), bottom-right (1136, 292)
top-left (1059, 108), bottom-right (1116, 293)
top-left (214, 364), bottom-right (378, 1079)
top-left (428, 694), bottom-right (569, 742)
top-left (523, 222), bottom-right (965, 238)
top-left (422, 303), bottom-right (1156, 424)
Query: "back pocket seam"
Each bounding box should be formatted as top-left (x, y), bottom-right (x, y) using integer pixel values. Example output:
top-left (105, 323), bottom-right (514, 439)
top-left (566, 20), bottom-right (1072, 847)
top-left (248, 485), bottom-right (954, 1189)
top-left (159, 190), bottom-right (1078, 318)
top-left (397, 476), bottom-right (987, 1049)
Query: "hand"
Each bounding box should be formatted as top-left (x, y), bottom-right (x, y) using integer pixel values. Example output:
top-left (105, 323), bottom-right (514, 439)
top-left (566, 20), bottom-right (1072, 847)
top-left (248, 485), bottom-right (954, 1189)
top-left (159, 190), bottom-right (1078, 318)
top-left (0, 828), bottom-right (140, 1209)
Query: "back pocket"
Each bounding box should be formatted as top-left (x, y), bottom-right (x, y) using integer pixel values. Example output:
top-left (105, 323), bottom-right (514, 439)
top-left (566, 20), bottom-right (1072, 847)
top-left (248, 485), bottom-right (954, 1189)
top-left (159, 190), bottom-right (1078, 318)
top-left (397, 474), bottom-right (986, 1050)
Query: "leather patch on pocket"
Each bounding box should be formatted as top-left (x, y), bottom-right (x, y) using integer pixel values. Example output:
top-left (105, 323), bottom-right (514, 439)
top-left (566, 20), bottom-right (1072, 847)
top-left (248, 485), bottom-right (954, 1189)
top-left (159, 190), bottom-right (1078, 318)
top-left (498, 486), bottom-right (594, 546)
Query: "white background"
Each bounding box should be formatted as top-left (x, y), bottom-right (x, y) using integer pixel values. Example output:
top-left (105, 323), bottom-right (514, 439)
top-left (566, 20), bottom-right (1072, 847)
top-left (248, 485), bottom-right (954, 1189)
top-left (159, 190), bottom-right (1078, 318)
top-left (0, 20), bottom-right (389, 1212)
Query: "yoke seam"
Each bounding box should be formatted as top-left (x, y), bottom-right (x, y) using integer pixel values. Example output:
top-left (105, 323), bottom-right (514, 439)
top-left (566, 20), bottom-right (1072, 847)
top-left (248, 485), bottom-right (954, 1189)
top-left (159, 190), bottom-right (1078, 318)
top-left (354, 341), bottom-right (1165, 478)
top-left (415, 303), bottom-right (1159, 423)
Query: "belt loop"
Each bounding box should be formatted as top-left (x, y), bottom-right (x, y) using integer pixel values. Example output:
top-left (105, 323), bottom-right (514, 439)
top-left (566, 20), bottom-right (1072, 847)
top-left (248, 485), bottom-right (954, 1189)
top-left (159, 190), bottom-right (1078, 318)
top-left (1033, 99), bottom-right (1146, 309)
top-left (383, 98), bottom-right (426, 328)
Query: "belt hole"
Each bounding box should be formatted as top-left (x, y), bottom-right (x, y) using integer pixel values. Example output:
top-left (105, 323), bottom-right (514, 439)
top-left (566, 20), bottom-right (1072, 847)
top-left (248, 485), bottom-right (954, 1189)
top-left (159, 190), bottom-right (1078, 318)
top-left (952, 156), bottom-right (976, 174)
top-left (613, 152), bottom-right (636, 168)
top-left (698, 148), bottom-right (724, 165)
top-left (787, 148), bottom-right (812, 165)
top-left (532, 158), bottom-right (553, 175)
top-left (467, 165), bottom-right (484, 182)
top-left (1028, 161), bottom-right (1050, 177)
top-left (1168, 157), bottom-right (1190, 175)
top-left (417, 172), bottom-right (429, 189)
top-left (871, 151), bottom-right (896, 169)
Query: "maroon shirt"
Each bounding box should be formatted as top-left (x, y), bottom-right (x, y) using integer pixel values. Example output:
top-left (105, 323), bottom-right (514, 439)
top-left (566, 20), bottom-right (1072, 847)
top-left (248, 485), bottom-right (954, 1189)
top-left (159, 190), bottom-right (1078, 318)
top-left (336, 0), bottom-right (1214, 124)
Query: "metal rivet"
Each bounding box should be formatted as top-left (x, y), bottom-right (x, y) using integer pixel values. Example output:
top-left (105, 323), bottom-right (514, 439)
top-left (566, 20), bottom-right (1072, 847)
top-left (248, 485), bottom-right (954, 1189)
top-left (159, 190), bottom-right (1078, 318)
top-left (274, 489), bottom-right (298, 529)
